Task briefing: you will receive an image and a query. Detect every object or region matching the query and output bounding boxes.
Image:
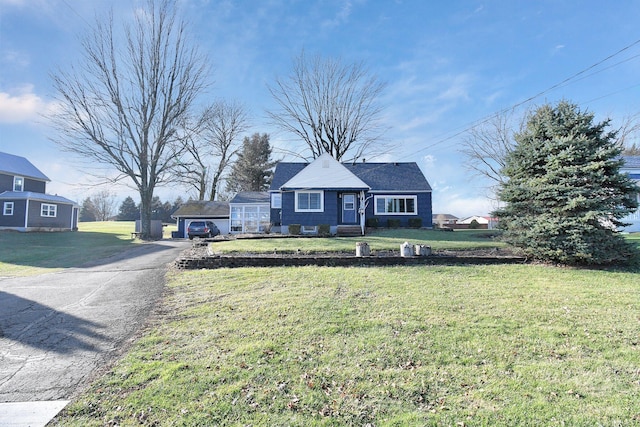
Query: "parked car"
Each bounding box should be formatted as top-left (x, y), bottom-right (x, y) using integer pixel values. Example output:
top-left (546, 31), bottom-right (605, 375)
top-left (187, 221), bottom-right (220, 239)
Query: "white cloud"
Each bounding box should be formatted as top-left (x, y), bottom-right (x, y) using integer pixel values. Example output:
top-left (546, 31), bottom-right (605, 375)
top-left (3, 49), bottom-right (30, 68)
top-left (322, 1), bottom-right (353, 29)
top-left (0, 85), bottom-right (54, 124)
top-left (433, 192), bottom-right (495, 218)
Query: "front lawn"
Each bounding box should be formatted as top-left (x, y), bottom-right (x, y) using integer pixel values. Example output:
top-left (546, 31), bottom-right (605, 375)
top-left (56, 263), bottom-right (640, 426)
top-left (0, 221), bottom-right (176, 277)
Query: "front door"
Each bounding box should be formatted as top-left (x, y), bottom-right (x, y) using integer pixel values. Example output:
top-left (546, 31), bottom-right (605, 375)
top-left (342, 193), bottom-right (357, 223)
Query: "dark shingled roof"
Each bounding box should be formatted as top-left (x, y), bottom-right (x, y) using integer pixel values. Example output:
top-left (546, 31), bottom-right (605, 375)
top-left (270, 160), bottom-right (431, 192)
top-left (345, 162), bottom-right (431, 191)
top-left (0, 152), bottom-right (50, 182)
top-left (172, 200), bottom-right (229, 218)
top-left (230, 191), bottom-right (270, 204)
top-left (270, 163), bottom-right (307, 191)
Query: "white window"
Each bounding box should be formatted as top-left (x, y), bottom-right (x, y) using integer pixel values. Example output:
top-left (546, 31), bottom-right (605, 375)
top-left (13, 176), bottom-right (24, 192)
top-left (295, 191), bottom-right (323, 212)
top-left (3, 202), bottom-right (13, 215)
top-left (271, 193), bottom-right (282, 209)
top-left (374, 196), bottom-right (417, 215)
top-left (41, 203), bottom-right (57, 217)
top-left (230, 205), bottom-right (271, 233)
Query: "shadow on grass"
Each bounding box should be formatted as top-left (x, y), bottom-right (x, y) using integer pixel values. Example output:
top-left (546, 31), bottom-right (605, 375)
top-left (0, 291), bottom-right (108, 353)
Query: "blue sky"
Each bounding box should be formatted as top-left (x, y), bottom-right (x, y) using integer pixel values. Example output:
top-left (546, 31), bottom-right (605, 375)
top-left (1, 0), bottom-right (639, 218)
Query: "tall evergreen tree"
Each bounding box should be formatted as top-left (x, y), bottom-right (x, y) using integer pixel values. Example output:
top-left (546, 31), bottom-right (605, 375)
top-left (226, 133), bottom-right (276, 193)
top-left (117, 196), bottom-right (139, 221)
top-left (79, 197), bottom-right (97, 222)
top-left (495, 101), bottom-right (639, 265)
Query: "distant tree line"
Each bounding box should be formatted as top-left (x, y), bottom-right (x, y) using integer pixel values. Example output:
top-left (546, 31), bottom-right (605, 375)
top-left (80, 193), bottom-right (185, 224)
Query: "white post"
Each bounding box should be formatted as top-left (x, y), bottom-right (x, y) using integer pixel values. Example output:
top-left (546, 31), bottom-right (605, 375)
top-left (359, 191), bottom-right (366, 235)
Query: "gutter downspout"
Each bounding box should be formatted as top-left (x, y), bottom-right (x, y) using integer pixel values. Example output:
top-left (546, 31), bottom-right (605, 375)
top-left (24, 199), bottom-right (29, 229)
top-left (358, 191), bottom-right (366, 236)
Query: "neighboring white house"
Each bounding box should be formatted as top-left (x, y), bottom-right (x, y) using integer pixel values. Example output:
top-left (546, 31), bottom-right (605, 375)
top-left (458, 215), bottom-right (498, 230)
top-left (621, 156), bottom-right (640, 232)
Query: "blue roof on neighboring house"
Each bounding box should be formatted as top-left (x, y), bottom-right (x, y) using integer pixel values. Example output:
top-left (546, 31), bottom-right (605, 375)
top-left (0, 191), bottom-right (77, 205)
top-left (229, 191), bottom-right (270, 204)
top-left (0, 152), bottom-right (50, 182)
top-left (623, 156), bottom-right (640, 169)
top-left (270, 160), bottom-right (432, 192)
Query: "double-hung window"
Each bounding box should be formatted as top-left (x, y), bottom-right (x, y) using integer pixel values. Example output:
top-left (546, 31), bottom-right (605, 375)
top-left (374, 195), bottom-right (417, 215)
top-left (3, 202), bottom-right (13, 216)
top-left (13, 176), bottom-right (24, 192)
top-left (271, 193), bottom-right (282, 209)
top-left (295, 191), bottom-right (323, 212)
top-left (41, 203), bottom-right (57, 217)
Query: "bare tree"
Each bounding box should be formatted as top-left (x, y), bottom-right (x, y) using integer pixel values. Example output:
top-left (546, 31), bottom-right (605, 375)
top-left (49, 0), bottom-right (208, 238)
top-left (174, 100), bottom-right (249, 200)
top-left (459, 110), bottom-right (523, 198)
top-left (91, 190), bottom-right (117, 221)
top-left (267, 51), bottom-right (387, 162)
top-left (617, 113), bottom-right (640, 155)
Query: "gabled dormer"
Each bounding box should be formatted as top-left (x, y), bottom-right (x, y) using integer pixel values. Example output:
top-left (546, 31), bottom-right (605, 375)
top-left (0, 152), bottom-right (50, 193)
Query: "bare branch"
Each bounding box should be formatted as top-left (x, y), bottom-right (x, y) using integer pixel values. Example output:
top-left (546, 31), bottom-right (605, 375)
top-left (267, 51), bottom-right (388, 161)
top-left (49, 0), bottom-right (209, 238)
top-left (459, 110), bottom-right (523, 198)
top-left (173, 99), bottom-right (250, 200)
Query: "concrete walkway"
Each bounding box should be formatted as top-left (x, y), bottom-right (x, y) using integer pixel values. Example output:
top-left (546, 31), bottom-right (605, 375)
top-left (0, 239), bottom-right (190, 426)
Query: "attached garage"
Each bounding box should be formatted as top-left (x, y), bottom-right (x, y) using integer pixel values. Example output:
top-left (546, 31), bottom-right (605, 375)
top-left (171, 200), bottom-right (230, 238)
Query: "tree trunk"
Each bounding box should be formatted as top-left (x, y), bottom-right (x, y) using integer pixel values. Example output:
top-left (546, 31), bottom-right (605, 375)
top-left (139, 188), bottom-right (154, 239)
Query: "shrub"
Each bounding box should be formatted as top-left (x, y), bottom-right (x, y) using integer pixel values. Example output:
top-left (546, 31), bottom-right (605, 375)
top-left (387, 219), bottom-right (401, 228)
top-left (469, 219), bottom-right (480, 229)
top-left (288, 224), bottom-right (301, 235)
top-left (366, 218), bottom-right (379, 228)
top-left (408, 218), bottom-right (422, 228)
top-left (318, 224), bottom-right (330, 236)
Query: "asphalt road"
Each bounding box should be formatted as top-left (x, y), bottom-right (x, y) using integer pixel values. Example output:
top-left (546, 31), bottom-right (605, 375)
top-left (0, 239), bottom-right (190, 424)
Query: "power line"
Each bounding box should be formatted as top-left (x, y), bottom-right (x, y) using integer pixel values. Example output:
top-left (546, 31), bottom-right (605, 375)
top-left (395, 37), bottom-right (640, 162)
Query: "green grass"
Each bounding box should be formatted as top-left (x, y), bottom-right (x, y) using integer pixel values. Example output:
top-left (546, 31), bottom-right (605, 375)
top-left (213, 229), bottom-right (505, 254)
top-left (57, 264), bottom-right (640, 426)
top-left (0, 221), bottom-right (176, 277)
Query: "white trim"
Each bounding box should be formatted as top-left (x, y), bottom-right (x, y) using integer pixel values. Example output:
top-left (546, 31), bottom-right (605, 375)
top-left (13, 176), bottom-right (24, 192)
top-left (3, 201), bottom-right (13, 215)
top-left (374, 195), bottom-right (418, 215)
top-left (41, 203), bottom-right (57, 217)
top-left (271, 192), bottom-right (282, 209)
top-left (281, 153), bottom-right (369, 190)
top-left (230, 204), bottom-right (271, 233)
top-left (295, 190), bottom-right (324, 212)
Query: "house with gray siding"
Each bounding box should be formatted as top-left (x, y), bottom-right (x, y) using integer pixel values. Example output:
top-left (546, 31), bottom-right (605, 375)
top-left (269, 153), bottom-right (432, 235)
top-left (0, 152), bottom-right (78, 232)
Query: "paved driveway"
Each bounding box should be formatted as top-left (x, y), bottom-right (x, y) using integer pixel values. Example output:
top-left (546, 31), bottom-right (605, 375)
top-left (0, 239), bottom-right (190, 424)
